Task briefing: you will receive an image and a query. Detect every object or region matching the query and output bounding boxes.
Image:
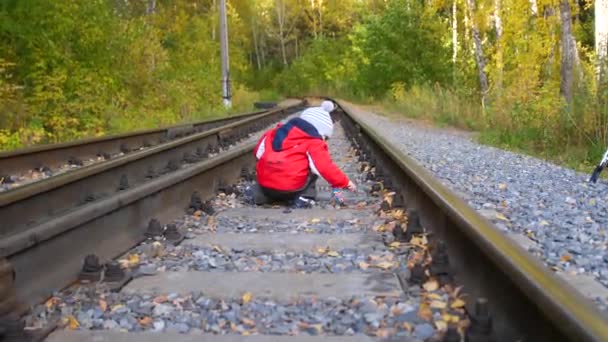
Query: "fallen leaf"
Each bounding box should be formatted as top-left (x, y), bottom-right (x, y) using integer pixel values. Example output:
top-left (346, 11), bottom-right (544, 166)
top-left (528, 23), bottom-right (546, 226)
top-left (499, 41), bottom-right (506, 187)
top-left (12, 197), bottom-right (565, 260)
top-left (111, 304), bottom-right (125, 312)
top-left (242, 292), bottom-right (253, 304)
top-left (442, 313), bottom-right (460, 323)
top-left (560, 254), bottom-right (573, 262)
top-left (311, 218), bottom-right (321, 224)
top-left (327, 251), bottom-right (340, 257)
top-left (450, 298), bottom-right (466, 309)
top-left (389, 241), bottom-right (401, 248)
top-left (374, 261), bottom-right (395, 270)
top-left (375, 328), bottom-right (391, 338)
top-left (417, 303), bottom-right (433, 321)
top-left (495, 213), bottom-right (509, 221)
top-left (45, 297), bottom-right (60, 309)
top-left (128, 254), bottom-right (140, 267)
top-left (241, 318), bottom-right (256, 327)
top-left (498, 183), bottom-right (507, 190)
top-left (317, 247), bottom-right (328, 254)
top-left (373, 224), bottom-right (386, 232)
top-left (64, 315), bottom-right (79, 330)
top-left (358, 262), bottom-right (369, 270)
top-left (434, 320), bottom-right (448, 331)
top-left (427, 293), bottom-right (442, 300)
top-left (430, 300), bottom-right (447, 309)
top-left (99, 299), bottom-right (107, 312)
top-left (139, 316), bottom-right (153, 326)
top-left (423, 279), bottom-right (439, 292)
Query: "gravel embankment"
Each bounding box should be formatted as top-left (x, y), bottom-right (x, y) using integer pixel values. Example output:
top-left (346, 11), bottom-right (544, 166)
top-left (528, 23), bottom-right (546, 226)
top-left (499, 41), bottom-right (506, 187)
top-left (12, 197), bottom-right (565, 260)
top-left (349, 105), bottom-right (608, 310)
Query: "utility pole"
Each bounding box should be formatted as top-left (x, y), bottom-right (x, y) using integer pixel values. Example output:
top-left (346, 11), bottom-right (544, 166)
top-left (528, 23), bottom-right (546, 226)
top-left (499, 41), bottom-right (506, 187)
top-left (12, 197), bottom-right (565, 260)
top-left (219, 0), bottom-right (231, 108)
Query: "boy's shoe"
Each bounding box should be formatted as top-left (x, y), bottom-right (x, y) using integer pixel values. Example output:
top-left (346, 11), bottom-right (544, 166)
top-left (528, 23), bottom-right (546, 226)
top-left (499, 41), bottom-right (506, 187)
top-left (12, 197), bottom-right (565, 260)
top-left (290, 196), bottom-right (313, 209)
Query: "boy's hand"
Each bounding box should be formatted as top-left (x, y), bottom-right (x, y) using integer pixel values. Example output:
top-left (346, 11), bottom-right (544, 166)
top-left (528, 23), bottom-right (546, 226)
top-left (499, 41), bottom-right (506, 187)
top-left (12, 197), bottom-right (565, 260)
top-left (347, 180), bottom-right (357, 192)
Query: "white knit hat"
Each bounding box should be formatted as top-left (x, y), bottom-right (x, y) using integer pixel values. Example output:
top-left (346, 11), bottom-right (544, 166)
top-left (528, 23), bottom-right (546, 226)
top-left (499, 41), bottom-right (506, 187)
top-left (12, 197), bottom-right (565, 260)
top-left (300, 101), bottom-right (334, 138)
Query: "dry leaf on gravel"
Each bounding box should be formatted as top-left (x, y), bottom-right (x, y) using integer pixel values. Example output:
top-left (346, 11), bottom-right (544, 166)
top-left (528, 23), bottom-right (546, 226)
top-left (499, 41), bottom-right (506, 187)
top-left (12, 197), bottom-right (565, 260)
top-left (495, 213), bottom-right (509, 221)
top-left (327, 251), bottom-right (340, 257)
top-left (139, 316), bottom-right (153, 326)
top-left (430, 300), bottom-right (447, 309)
top-left (242, 292), bottom-right (253, 304)
top-left (128, 254), bottom-right (140, 267)
top-left (417, 303), bottom-right (433, 321)
top-left (99, 299), bottom-right (107, 312)
top-left (423, 279), bottom-right (439, 292)
top-left (388, 241), bottom-right (401, 249)
top-left (442, 314), bottom-right (460, 323)
top-left (45, 297), bottom-right (60, 309)
top-left (450, 298), bottom-right (466, 309)
top-left (560, 254), bottom-right (573, 262)
top-left (374, 261), bottom-right (395, 270)
top-left (358, 262), bottom-right (370, 270)
top-left (64, 315), bottom-right (79, 330)
top-left (434, 320), bottom-right (448, 331)
top-left (311, 218), bottom-right (321, 224)
top-left (241, 318), bottom-right (256, 327)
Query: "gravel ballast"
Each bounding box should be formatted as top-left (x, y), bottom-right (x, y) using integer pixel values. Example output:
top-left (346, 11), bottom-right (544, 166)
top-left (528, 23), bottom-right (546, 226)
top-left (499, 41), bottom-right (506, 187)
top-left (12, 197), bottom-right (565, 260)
top-left (347, 103), bottom-right (608, 311)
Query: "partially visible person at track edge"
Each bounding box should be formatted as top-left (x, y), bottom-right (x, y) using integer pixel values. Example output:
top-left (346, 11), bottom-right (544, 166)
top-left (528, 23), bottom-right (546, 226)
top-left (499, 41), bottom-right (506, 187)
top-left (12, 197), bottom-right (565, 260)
top-left (249, 100), bottom-right (357, 208)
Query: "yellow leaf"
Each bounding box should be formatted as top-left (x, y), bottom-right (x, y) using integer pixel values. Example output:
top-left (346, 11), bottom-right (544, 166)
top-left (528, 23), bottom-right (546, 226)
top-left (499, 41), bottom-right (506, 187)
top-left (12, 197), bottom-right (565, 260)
top-left (139, 316), bottom-right (153, 326)
top-left (111, 304), bottom-right (125, 312)
top-left (327, 251), bottom-right (340, 257)
top-left (442, 313), bottom-right (460, 323)
top-left (317, 247), bottom-right (328, 254)
top-left (45, 297), bottom-right (60, 309)
top-left (373, 224), bottom-right (386, 232)
top-left (374, 261), bottom-right (395, 270)
top-left (495, 213), bottom-right (509, 221)
top-left (311, 218), bottom-right (321, 224)
top-left (65, 315), bottom-right (79, 330)
top-left (435, 320), bottom-right (448, 331)
top-left (417, 303), bottom-right (433, 321)
top-left (128, 254), bottom-right (140, 266)
top-left (241, 318), bottom-right (256, 327)
top-left (423, 279), bottom-right (439, 292)
top-left (430, 300), bottom-right (447, 309)
top-left (427, 293), bottom-right (442, 300)
top-left (450, 298), bottom-right (466, 309)
top-left (99, 299), bottom-right (107, 312)
top-left (242, 292), bottom-right (253, 304)
top-left (389, 241), bottom-right (401, 248)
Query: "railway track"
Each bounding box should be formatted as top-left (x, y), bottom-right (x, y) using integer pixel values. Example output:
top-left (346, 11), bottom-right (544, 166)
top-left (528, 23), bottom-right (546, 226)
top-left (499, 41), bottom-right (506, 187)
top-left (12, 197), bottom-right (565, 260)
top-left (1, 98), bottom-right (607, 341)
top-left (0, 100), bottom-right (296, 192)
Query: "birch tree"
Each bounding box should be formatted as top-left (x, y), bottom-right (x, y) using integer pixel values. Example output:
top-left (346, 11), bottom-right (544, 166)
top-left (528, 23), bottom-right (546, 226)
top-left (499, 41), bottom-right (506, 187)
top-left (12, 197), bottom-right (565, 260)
top-left (465, 0), bottom-right (489, 106)
top-left (596, 0), bottom-right (608, 78)
top-left (560, 0), bottom-right (575, 106)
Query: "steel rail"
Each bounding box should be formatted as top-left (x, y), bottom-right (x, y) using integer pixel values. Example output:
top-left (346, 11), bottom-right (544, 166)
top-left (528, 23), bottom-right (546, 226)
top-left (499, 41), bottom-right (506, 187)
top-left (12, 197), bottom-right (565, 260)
top-left (334, 98), bottom-right (608, 342)
top-left (0, 102), bottom-right (304, 238)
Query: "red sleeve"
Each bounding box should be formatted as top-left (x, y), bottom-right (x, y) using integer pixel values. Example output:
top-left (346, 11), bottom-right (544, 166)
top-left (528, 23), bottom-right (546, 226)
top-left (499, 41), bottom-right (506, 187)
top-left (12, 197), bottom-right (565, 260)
top-left (307, 141), bottom-right (350, 188)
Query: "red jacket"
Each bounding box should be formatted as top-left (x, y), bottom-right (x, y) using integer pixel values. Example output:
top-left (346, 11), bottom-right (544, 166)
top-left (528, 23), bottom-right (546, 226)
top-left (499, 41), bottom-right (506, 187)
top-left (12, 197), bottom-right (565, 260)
top-left (254, 118), bottom-right (349, 191)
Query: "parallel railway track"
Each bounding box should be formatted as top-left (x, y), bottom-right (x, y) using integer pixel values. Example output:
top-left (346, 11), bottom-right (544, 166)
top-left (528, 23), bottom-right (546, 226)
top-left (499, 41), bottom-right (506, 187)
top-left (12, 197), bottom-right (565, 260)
top-left (0, 98), bottom-right (605, 341)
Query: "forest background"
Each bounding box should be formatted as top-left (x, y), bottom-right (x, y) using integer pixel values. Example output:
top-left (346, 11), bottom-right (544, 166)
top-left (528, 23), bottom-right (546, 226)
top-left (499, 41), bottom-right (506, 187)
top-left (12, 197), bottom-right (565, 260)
top-left (1, 0), bottom-right (608, 170)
